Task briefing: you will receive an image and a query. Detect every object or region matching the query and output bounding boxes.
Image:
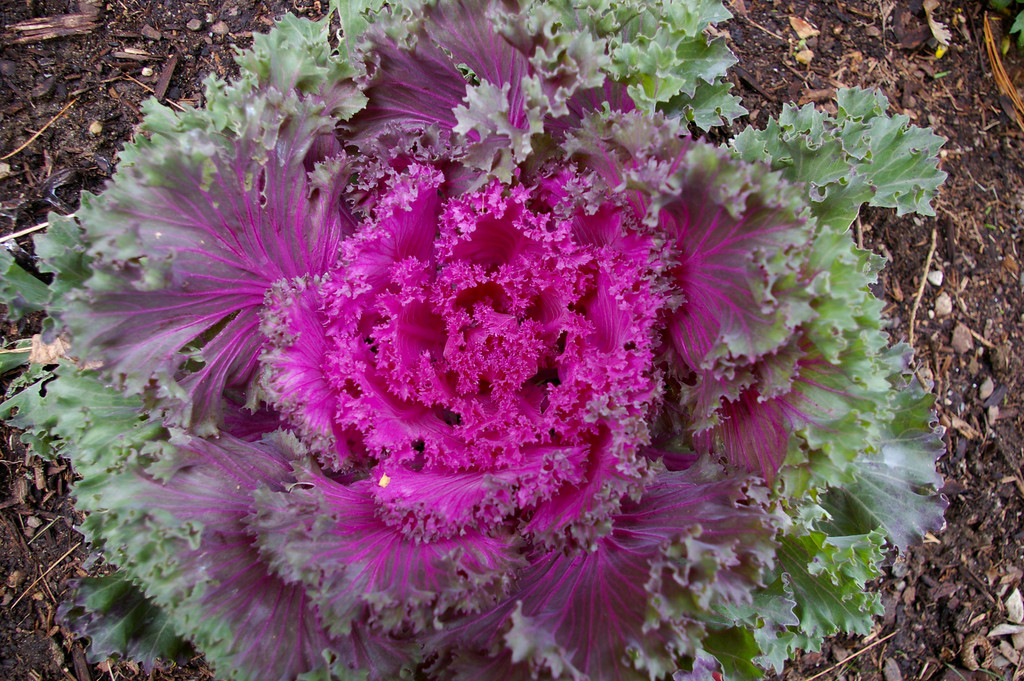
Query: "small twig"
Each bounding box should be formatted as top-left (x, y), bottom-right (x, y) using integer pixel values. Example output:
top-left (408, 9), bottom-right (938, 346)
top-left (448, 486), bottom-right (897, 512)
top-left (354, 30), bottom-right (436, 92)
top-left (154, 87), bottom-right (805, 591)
top-left (855, 214), bottom-right (864, 250)
top-left (782, 61), bottom-right (813, 85)
top-left (968, 327), bottom-right (996, 349)
top-left (10, 541), bottom-right (82, 609)
top-left (963, 166), bottom-right (999, 203)
top-left (744, 16), bottom-right (787, 41)
top-left (908, 227), bottom-right (938, 351)
top-left (997, 447), bottom-right (1024, 501)
top-left (26, 515), bottom-right (60, 546)
top-left (806, 630), bottom-right (899, 681)
top-left (0, 221), bottom-right (49, 244)
top-left (120, 72), bottom-right (188, 112)
top-left (959, 565), bottom-right (998, 605)
top-left (37, 562), bottom-right (58, 603)
top-left (734, 65), bottom-right (775, 101)
top-left (1, 99), bottom-right (77, 161)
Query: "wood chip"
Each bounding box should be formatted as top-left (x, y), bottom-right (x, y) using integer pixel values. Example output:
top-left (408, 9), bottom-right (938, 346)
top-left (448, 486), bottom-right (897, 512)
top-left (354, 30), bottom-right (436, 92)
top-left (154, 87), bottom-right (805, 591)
top-left (111, 50), bottom-right (154, 61)
top-left (5, 12), bottom-right (99, 45)
top-left (798, 88), bottom-right (836, 104)
top-left (154, 54), bottom-right (178, 101)
top-left (71, 644), bottom-right (92, 681)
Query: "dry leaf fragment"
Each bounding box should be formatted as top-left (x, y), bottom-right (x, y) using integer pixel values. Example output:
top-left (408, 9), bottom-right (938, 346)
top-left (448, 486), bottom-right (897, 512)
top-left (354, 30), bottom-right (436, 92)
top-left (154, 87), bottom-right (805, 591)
top-left (1008, 589), bottom-right (1023, 624)
top-left (989, 624), bottom-right (1024, 637)
top-left (795, 49), bottom-right (814, 65)
top-left (789, 16), bottom-right (820, 39)
top-left (28, 334), bottom-right (70, 364)
top-left (26, 334), bottom-right (103, 370)
top-left (923, 0), bottom-right (952, 46)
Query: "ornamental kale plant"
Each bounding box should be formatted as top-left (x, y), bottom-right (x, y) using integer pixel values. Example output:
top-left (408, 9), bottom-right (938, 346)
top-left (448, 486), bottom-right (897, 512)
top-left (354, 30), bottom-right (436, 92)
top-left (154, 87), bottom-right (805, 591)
top-left (0, 1), bottom-right (948, 680)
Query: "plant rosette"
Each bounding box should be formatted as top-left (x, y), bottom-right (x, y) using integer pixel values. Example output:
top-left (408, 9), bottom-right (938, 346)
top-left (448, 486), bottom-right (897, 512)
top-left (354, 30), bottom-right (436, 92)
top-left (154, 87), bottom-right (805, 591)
top-left (0, 1), bottom-right (948, 680)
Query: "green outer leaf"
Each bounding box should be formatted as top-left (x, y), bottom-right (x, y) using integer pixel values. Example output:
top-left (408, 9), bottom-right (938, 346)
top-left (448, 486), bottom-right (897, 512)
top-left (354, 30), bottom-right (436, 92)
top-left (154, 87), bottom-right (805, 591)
top-left (817, 371), bottom-right (947, 551)
top-left (61, 571), bottom-right (194, 671)
top-left (329, 0), bottom-right (387, 62)
top-left (663, 79), bottom-right (747, 130)
top-left (774, 530), bottom-right (884, 650)
top-left (0, 340), bottom-right (31, 376)
top-left (235, 14), bottom-right (364, 106)
top-left (1012, 9), bottom-right (1024, 38)
top-left (0, 248), bottom-right (51, 319)
top-left (732, 87), bottom-right (946, 231)
top-left (34, 213), bottom-right (93, 310)
top-left (538, 0), bottom-right (739, 127)
top-left (1, 362), bottom-right (165, 470)
top-left (715, 525), bottom-right (885, 672)
top-left (0, 212), bottom-right (93, 330)
top-left (712, 574), bottom-right (799, 674)
top-left (702, 628), bottom-right (763, 681)
top-left (124, 15), bottom-right (364, 167)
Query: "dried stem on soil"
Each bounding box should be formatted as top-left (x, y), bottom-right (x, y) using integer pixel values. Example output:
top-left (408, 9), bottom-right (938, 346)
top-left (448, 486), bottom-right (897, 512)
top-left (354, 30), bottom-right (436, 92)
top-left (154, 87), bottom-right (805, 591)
top-left (805, 630), bottom-right (898, 681)
top-left (1, 100), bottom-right (77, 161)
top-left (10, 541), bottom-right (82, 609)
top-left (0, 222), bottom-right (50, 244)
top-left (908, 227), bottom-right (938, 352)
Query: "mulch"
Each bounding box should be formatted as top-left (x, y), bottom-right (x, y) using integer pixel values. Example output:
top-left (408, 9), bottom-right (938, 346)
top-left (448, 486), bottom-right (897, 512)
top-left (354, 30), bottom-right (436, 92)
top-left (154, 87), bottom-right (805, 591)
top-left (1, 1), bottom-right (1023, 680)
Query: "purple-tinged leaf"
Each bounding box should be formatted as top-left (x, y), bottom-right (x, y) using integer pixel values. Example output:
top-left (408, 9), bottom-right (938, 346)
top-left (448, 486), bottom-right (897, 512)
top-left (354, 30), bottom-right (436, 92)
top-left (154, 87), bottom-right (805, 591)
top-left (67, 96), bottom-right (357, 434)
top-left (435, 464), bottom-right (780, 681)
top-left (349, 8), bottom-right (468, 140)
top-left (76, 430), bottom-right (409, 681)
top-left (350, 0), bottom-right (532, 141)
top-left (60, 571), bottom-right (194, 672)
top-left (568, 112), bottom-right (817, 427)
top-left (251, 464), bottom-right (525, 638)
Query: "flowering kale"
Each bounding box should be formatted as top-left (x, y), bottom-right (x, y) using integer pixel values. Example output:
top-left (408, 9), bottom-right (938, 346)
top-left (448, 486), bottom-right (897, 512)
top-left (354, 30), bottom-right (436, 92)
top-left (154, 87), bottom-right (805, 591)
top-left (0, 1), bottom-right (948, 680)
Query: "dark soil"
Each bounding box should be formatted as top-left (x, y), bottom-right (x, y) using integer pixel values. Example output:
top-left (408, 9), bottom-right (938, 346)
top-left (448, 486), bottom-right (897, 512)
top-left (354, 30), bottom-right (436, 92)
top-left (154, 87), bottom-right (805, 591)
top-left (1, 1), bottom-right (1023, 680)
